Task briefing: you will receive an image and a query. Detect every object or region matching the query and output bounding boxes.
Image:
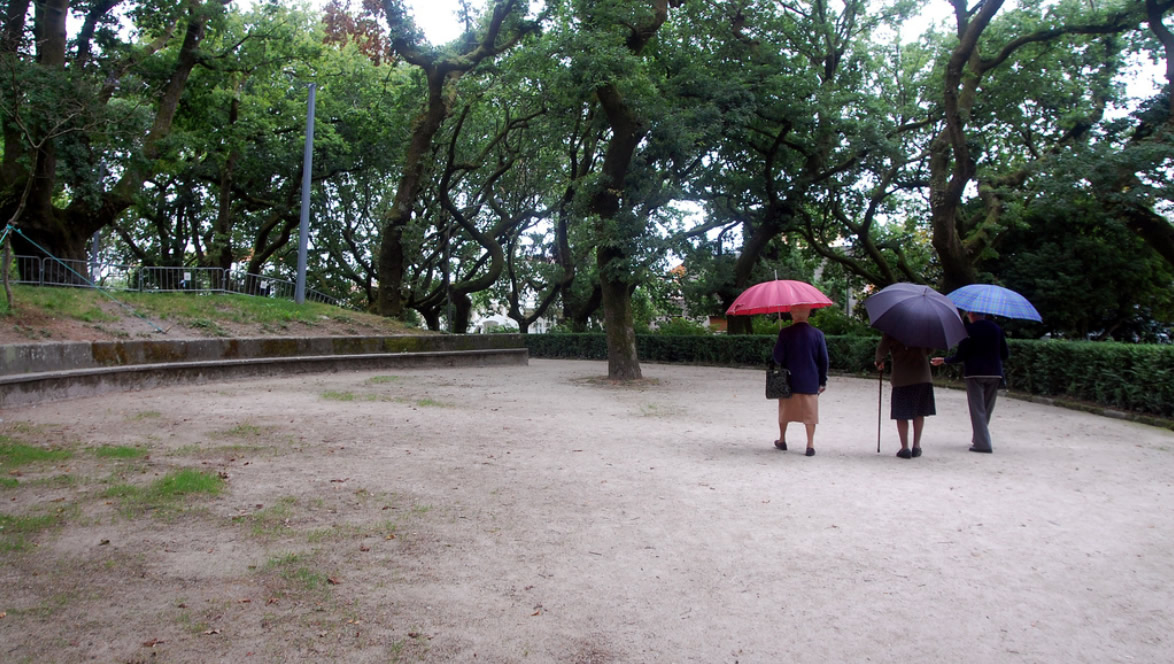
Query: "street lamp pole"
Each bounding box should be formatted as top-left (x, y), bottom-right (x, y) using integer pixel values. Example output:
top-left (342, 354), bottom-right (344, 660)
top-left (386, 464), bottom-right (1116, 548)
top-left (295, 83), bottom-right (317, 304)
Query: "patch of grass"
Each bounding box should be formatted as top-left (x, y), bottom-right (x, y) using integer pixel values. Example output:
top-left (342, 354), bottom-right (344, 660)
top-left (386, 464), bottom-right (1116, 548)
top-left (366, 375), bottom-right (401, 384)
top-left (284, 566), bottom-right (328, 590)
top-left (0, 512), bottom-right (63, 552)
top-left (9, 286), bottom-right (117, 323)
top-left (26, 474), bottom-right (75, 489)
top-left (188, 318), bottom-right (228, 336)
top-left (6, 286), bottom-right (412, 339)
top-left (93, 445), bottom-right (148, 459)
top-left (0, 478), bottom-right (18, 489)
top-left (233, 497), bottom-right (297, 538)
top-left (263, 552), bottom-right (330, 591)
top-left (128, 411), bottom-right (162, 421)
top-left (152, 469), bottom-right (224, 496)
top-left (414, 398), bottom-right (448, 408)
top-left (8, 591), bottom-right (74, 619)
top-left (321, 391), bottom-right (378, 402)
top-left (170, 442), bottom-right (269, 457)
top-left (2, 422), bottom-right (43, 435)
top-left (305, 523), bottom-right (365, 544)
top-left (218, 423), bottom-right (267, 438)
top-left (637, 403), bottom-right (683, 418)
top-left (104, 469), bottom-right (224, 516)
top-left (0, 439), bottom-right (74, 468)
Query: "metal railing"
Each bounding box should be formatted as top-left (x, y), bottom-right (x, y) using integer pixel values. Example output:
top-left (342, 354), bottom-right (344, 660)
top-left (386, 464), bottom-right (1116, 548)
top-left (7, 255), bottom-right (343, 307)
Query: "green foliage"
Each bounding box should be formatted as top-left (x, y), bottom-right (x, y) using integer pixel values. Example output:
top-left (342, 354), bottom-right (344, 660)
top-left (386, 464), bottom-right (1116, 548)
top-left (1005, 339), bottom-right (1174, 417)
top-left (986, 199), bottom-right (1174, 342)
top-left (810, 306), bottom-right (880, 337)
top-left (652, 317), bottom-right (710, 335)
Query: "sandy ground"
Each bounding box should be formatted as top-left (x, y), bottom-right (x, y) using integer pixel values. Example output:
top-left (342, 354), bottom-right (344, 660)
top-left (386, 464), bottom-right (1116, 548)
top-left (2, 358), bottom-right (1173, 663)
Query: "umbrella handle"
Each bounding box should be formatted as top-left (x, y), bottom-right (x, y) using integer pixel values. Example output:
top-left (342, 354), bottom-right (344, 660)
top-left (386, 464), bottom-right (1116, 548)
top-left (877, 368), bottom-right (883, 453)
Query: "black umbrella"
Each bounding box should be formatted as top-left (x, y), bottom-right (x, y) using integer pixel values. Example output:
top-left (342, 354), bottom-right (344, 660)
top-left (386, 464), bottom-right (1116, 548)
top-left (865, 283), bottom-right (968, 350)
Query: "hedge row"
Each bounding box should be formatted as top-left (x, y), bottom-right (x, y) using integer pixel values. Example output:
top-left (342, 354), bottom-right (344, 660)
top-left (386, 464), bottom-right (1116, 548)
top-left (517, 333), bottom-right (1174, 418)
top-left (520, 333), bottom-right (878, 373)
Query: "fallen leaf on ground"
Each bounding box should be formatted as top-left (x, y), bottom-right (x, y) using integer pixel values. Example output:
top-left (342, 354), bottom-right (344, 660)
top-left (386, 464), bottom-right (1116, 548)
top-left (141, 638), bottom-right (165, 647)
top-left (327, 577), bottom-right (341, 585)
top-left (359, 545), bottom-right (370, 552)
top-left (203, 628), bottom-right (221, 635)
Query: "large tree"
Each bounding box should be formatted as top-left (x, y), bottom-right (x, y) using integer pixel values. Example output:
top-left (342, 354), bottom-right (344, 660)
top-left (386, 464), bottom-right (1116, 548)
top-left (372, 0), bottom-right (538, 318)
top-left (925, 0), bottom-right (1150, 292)
top-left (1, 0), bottom-right (228, 268)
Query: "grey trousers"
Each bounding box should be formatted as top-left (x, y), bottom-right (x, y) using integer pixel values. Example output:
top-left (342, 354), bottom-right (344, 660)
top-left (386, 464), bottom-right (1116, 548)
top-left (966, 377), bottom-right (1002, 451)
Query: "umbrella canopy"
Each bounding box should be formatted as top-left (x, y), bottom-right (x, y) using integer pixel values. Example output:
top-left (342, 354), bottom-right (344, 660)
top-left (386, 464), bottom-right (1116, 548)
top-left (947, 284), bottom-right (1042, 322)
top-left (865, 282), bottom-right (967, 349)
top-left (726, 279), bottom-right (835, 316)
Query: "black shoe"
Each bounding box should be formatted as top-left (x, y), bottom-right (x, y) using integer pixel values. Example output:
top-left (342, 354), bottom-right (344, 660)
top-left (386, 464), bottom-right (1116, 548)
top-left (805, 447), bottom-right (815, 457)
top-left (911, 447), bottom-right (922, 458)
top-left (968, 446), bottom-right (993, 454)
top-left (896, 448), bottom-right (912, 459)
top-left (774, 440), bottom-right (787, 451)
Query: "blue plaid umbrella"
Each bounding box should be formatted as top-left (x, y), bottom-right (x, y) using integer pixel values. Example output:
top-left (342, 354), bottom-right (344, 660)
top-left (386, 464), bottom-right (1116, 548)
top-left (947, 284), bottom-right (1042, 322)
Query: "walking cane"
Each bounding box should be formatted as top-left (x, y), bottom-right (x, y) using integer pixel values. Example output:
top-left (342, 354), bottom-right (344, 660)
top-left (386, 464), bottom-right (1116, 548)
top-left (877, 367), bottom-right (883, 453)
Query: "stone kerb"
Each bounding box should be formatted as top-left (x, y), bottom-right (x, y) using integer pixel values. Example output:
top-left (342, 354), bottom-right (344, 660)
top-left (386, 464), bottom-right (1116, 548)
top-left (0, 335), bottom-right (527, 408)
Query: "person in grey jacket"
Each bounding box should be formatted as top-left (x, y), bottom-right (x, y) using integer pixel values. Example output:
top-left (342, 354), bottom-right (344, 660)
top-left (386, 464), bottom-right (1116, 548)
top-left (931, 312), bottom-right (1010, 453)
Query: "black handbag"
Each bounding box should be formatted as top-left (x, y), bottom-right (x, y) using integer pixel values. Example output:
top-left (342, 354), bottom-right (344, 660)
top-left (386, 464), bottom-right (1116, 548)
top-left (765, 363), bottom-right (792, 399)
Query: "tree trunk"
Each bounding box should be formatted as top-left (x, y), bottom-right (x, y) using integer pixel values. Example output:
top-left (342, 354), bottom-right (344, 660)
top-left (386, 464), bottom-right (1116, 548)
top-left (598, 246), bottom-right (641, 380)
top-left (378, 225), bottom-right (407, 316)
top-left (419, 306), bottom-right (441, 331)
top-left (451, 291), bottom-right (473, 333)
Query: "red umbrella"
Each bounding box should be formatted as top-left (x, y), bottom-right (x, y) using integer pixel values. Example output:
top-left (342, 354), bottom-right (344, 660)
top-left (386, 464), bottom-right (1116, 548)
top-left (726, 279), bottom-right (834, 316)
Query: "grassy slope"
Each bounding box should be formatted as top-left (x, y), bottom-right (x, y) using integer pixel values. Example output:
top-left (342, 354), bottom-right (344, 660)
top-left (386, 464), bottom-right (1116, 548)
top-left (0, 285), bottom-right (415, 342)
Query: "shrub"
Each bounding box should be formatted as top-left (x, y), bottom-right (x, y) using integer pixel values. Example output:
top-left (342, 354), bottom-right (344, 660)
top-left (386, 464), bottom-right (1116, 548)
top-left (522, 333), bottom-right (1174, 417)
top-left (652, 318), bottom-right (711, 335)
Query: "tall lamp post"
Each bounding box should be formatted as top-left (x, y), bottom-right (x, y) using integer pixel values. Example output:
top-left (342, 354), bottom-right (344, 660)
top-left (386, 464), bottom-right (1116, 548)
top-left (295, 83), bottom-right (316, 304)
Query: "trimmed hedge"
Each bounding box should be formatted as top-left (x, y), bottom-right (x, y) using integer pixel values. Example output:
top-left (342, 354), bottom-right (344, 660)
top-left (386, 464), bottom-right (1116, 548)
top-left (1004, 339), bottom-right (1174, 417)
top-left (520, 333), bottom-right (878, 373)
top-left (516, 333), bottom-right (1174, 418)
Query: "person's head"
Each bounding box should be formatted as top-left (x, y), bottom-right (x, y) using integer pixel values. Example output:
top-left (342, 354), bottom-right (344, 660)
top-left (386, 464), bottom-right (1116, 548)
top-left (965, 311), bottom-right (986, 323)
top-left (790, 305), bottom-right (813, 323)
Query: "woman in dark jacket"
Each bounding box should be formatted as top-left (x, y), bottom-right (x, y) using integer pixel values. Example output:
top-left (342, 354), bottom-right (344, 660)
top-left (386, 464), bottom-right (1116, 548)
top-left (875, 334), bottom-right (936, 459)
top-left (772, 305), bottom-right (829, 457)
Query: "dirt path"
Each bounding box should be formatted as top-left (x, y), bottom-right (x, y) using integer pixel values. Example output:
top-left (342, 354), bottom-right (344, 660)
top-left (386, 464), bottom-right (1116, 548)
top-left (2, 359), bottom-right (1172, 663)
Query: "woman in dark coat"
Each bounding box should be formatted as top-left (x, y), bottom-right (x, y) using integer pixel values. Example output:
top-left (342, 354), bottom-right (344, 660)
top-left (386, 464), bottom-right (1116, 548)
top-left (875, 334), bottom-right (935, 459)
top-left (772, 305), bottom-right (829, 457)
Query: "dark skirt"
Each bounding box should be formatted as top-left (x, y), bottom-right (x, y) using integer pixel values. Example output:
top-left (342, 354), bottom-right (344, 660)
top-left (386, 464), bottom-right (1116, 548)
top-left (890, 382), bottom-right (936, 420)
